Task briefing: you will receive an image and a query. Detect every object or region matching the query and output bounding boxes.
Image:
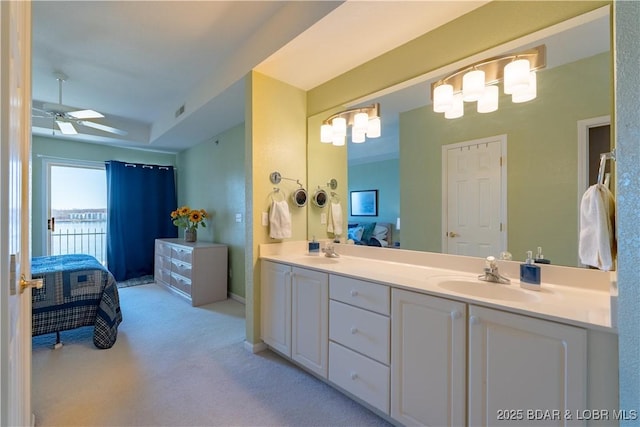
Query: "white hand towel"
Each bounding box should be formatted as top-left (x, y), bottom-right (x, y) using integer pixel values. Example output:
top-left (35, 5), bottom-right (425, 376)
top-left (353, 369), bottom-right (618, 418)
top-left (269, 200), bottom-right (292, 239)
top-left (579, 183), bottom-right (616, 271)
top-left (327, 202), bottom-right (343, 237)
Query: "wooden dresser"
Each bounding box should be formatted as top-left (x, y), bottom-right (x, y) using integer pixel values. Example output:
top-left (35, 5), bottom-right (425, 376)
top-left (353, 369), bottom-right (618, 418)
top-left (154, 238), bottom-right (228, 306)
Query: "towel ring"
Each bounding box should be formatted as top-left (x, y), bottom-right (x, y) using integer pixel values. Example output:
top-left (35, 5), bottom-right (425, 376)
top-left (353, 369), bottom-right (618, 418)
top-left (291, 187), bottom-right (308, 207)
top-left (313, 188), bottom-right (328, 208)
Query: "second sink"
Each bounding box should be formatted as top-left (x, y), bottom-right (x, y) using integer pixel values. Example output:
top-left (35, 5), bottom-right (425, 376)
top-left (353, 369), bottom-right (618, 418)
top-left (437, 279), bottom-right (540, 303)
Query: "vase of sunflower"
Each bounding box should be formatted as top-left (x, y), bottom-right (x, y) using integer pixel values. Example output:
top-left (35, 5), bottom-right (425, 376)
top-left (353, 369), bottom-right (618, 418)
top-left (171, 206), bottom-right (207, 242)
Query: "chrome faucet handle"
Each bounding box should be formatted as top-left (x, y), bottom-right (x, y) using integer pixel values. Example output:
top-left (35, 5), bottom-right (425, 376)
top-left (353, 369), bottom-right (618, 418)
top-left (485, 256), bottom-right (497, 271)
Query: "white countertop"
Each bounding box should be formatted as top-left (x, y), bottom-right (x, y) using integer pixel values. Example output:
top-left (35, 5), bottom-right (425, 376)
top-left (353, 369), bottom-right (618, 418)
top-left (260, 243), bottom-right (615, 333)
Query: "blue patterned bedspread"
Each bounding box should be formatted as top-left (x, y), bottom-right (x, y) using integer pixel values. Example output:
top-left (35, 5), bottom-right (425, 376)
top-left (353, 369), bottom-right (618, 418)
top-left (31, 254), bottom-right (123, 349)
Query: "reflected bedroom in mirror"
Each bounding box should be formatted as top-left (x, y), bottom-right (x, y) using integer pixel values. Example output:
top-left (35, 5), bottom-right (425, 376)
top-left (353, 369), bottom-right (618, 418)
top-left (310, 6), bottom-right (611, 269)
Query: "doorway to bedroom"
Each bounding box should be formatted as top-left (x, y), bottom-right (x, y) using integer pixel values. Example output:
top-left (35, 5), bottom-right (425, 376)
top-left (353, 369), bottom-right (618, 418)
top-left (44, 159), bottom-right (107, 264)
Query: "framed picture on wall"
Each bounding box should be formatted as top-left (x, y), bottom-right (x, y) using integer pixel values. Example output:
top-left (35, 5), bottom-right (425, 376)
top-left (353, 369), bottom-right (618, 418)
top-left (350, 190), bottom-right (378, 216)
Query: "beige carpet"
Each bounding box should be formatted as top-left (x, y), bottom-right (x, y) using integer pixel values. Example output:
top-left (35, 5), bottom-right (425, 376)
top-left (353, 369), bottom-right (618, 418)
top-left (32, 283), bottom-right (391, 426)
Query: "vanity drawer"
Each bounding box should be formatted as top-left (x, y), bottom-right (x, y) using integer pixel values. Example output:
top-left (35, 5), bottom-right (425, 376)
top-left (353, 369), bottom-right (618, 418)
top-left (330, 300), bottom-right (390, 365)
top-left (330, 275), bottom-right (390, 315)
top-left (329, 341), bottom-right (390, 414)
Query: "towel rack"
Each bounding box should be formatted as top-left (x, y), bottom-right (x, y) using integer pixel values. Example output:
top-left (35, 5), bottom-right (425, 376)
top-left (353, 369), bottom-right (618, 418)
top-left (597, 150), bottom-right (616, 186)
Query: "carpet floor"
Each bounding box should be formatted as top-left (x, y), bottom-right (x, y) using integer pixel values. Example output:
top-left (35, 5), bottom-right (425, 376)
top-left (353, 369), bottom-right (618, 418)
top-left (32, 283), bottom-right (392, 426)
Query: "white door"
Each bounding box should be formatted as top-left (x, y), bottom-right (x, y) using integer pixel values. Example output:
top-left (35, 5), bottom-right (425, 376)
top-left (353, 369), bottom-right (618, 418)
top-left (0, 1), bottom-right (33, 425)
top-left (443, 135), bottom-right (506, 258)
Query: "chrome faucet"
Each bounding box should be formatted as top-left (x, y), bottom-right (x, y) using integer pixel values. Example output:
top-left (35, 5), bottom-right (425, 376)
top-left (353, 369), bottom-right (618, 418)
top-left (322, 244), bottom-right (340, 258)
top-left (478, 256), bottom-right (510, 284)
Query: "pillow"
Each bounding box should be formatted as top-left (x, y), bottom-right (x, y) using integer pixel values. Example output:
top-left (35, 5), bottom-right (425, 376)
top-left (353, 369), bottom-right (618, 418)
top-left (360, 222), bottom-right (377, 242)
top-left (347, 226), bottom-right (364, 241)
top-left (373, 225), bottom-right (388, 240)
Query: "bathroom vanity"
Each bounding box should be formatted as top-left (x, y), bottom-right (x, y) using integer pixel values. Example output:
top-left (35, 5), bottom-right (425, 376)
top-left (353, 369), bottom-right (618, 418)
top-left (259, 242), bottom-right (618, 426)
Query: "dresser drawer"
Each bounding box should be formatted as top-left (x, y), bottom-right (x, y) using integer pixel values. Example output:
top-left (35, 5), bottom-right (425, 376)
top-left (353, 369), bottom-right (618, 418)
top-left (171, 259), bottom-right (193, 280)
top-left (155, 254), bottom-right (171, 271)
top-left (330, 300), bottom-right (390, 365)
top-left (330, 275), bottom-right (390, 315)
top-left (155, 241), bottom-right (172, 258)
top-left (155, 267), bottom-right (171, 286)
top-left (171, 272), bottom-right (192, 295)
top-left (172, 246), bottom-right (193, 264)
top-left (329, 342), bottom-right (390, 414)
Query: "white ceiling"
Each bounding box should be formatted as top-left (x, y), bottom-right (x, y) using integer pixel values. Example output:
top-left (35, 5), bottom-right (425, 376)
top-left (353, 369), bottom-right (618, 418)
top-left (31, 1), bottom-right (488, 152)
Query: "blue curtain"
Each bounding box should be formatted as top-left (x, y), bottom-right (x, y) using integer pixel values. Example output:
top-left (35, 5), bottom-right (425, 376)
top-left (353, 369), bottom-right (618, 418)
top-left (106, 161), bottom-right (178, 281)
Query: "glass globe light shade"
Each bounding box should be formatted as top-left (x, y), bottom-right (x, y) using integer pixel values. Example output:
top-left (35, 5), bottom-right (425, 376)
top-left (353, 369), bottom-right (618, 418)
top-left (462, 69), bottom-right (485, 102)
top-left (445, 93), bottom-right (464, 119)
top-left (433, 84), bottom-right (454, 113)
top-left (351, 128), bottom-right (366, 143)
top-left (331, 117), bottom-right (347, 138)
top-left (332, 135), bottom-right (345, 146)
top-left (504, 59), bottom-right (531, 95)
top-left (512, 72), bottom-right (537, 103)
top-left (320, 124), bottom-right (333, 143)
top-left (353, 112), bottom-right (369, 132)
top-left (477, 85), bottom-right (499, 113)
top-left (366, 117), bottom-right (381, 138)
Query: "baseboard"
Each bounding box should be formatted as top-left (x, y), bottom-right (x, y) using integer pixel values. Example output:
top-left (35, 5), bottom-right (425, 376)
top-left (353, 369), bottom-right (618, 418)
top-left (244, 340), bottom-right (267, 353)
top-left (229, 292), bottom-right (246, 304)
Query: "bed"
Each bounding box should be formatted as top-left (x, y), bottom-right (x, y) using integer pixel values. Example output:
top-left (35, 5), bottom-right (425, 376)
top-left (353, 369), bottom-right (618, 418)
top-left (347, 222), bottom-right (394, 247)
top-left (31, 254), bottom-right (123, 349)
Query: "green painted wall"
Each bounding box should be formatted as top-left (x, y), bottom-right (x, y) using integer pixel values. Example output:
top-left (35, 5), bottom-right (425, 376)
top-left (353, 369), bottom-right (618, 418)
top-left (31, 136), bottom-right (176, 257)
top-left (348, 158), bottom-right (400, 241)
top-left (176, 123), bottom-right (246, 299)
top-left (247, 71), bottom-right (307, 344)
top-left (400, 53), bottom-right (609, 267)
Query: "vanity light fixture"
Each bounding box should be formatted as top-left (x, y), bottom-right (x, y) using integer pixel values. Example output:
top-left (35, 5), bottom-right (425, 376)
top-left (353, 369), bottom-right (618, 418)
top-left (431, 45), bottom-right (546, 119)
top-left (320, 103), bottom-right (381, 145)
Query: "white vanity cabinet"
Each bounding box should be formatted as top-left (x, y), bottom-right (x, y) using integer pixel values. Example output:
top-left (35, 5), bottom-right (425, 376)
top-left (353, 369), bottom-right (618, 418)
top-left (468, 305), bottom-right (587, 427)
top-left (391, 289), bottom-right (588, 427)
top-left (328, 275), bottom-right (391, 414)
top-left (391, 288), bottom-right (467, 426)
top-left (260, 260), bottom-right (329, 378)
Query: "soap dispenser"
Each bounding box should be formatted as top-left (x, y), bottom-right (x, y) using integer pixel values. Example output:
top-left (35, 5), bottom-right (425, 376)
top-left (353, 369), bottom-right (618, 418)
top-left (520, 251), bottom-right (541, 291)
top-left (308, 236), bottom-right (320, 255)
top-left (534, 246), bottom-right (551, 264)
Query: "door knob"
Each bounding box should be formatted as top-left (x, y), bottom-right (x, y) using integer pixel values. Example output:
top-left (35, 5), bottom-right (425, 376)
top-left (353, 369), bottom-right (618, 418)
top-left (20, 274), bottom-right (43, 294)
top-left (448, 231), bottom-right (460, 238)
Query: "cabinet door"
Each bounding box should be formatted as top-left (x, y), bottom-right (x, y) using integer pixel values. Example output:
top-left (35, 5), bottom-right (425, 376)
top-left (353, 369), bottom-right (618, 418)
top-left (291, 266), bottom-right (328, 378)
top-left (391, 288), bottom-right (466, 427)
top-left (260, 261), bottom-right (292, 357)
top-left (468, 305), bottom-right (587, 427)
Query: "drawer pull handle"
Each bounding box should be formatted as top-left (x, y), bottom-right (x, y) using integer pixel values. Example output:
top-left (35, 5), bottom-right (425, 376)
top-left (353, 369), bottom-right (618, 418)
top-left (450, 310), bottom-right (462, 320)
top-left (350, 371), bottom-right (358, 380)
top-left (470, 316), bottom-right (480, 325)
top-left (350, 290), bottom-right (358, 297)
top-left (350, 327), bottom-right (358, 334)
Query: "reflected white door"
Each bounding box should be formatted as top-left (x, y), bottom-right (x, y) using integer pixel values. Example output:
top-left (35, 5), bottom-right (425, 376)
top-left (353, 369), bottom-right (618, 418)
top-left (443, 135), bottom-right (506, 258)
top-left (0, 1), bottom-right (33, 425)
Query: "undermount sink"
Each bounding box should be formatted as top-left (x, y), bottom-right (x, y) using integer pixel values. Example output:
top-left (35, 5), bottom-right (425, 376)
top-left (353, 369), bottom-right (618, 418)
top-left (437, 279), bottom-right (540, 303)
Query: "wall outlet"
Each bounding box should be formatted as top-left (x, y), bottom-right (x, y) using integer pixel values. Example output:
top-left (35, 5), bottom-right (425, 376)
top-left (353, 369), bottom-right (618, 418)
top-left (261, 212), bottom-right (269, 226)
top-left (235, 213), bottom-right (242, 223)
top-left (320, 213), bottom-right (327, 224)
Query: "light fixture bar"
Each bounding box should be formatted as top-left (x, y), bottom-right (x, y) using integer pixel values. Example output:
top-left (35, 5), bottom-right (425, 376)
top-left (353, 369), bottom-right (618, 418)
top-left (322, 103), bottom-right (380, 127)
top-left (430, 45), bottom-right (546, 101)
top-left (320, 103), bottom-right (381, 145)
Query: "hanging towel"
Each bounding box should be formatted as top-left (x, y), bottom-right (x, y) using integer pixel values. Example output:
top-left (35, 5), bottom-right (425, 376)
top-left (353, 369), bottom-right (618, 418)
top-left (327, 202), bottom-right (343, 237)
top-left (579, 183), bottom-right (616, 271)
top-left (269, 200), bottom-right (292, 239)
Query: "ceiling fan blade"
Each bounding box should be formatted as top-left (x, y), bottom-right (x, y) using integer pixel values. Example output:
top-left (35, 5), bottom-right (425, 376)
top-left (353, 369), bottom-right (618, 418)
top-left (77, 120), bottom-right (128, 136)
top-left (68, 109), bottom-right (104, 119)
top-left (56, 120), bottom-right (78, 135)
top-left (42, 102), bottom-right (75, 114)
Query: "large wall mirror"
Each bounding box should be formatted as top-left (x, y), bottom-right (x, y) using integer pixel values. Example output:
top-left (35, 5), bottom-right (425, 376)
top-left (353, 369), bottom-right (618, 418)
top-left (308, 6), bottom-right (611, 269)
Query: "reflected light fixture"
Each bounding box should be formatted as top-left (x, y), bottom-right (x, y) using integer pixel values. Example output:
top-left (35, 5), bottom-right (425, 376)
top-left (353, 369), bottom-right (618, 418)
top-left (431, 45), bottom-right (546, 119)
top-left (320, 103), bottom-right (381, 145)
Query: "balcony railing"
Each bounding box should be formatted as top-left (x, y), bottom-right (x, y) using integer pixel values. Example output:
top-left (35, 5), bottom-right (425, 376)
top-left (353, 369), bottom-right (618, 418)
top-left (50, 227), bottom-right (107, 265)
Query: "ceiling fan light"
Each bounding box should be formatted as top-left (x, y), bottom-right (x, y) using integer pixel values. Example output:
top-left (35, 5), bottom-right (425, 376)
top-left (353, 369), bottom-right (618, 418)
top-left (366, 117), bottom-right (381, 138)
top-left (504, 58), bottom-right (531, 95)
top-left (56, 121), bottom-right (77, 134)
top-left (433, 84), bottom-right (453, 113)
top-left (320, 123), bottom-right (333, 143)
top-left (512, 71), bottom-right (537, 103)
top-left (445, 93), bottom-right (464, 119)
top-left (68, 109), bottom-right (104, 119)
top-left (477, 85), bottom-right (499, 113)
top-left (462, 69), bottom-right (485, 102)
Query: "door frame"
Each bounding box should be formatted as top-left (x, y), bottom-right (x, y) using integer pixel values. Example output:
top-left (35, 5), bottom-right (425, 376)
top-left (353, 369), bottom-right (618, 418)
top-left (441, 134), bottom-right (507, 255)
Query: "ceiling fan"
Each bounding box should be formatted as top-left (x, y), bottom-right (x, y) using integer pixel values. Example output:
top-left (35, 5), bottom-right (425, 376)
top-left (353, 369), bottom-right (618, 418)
top-left (32, 71), bottom-right (127, 136)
